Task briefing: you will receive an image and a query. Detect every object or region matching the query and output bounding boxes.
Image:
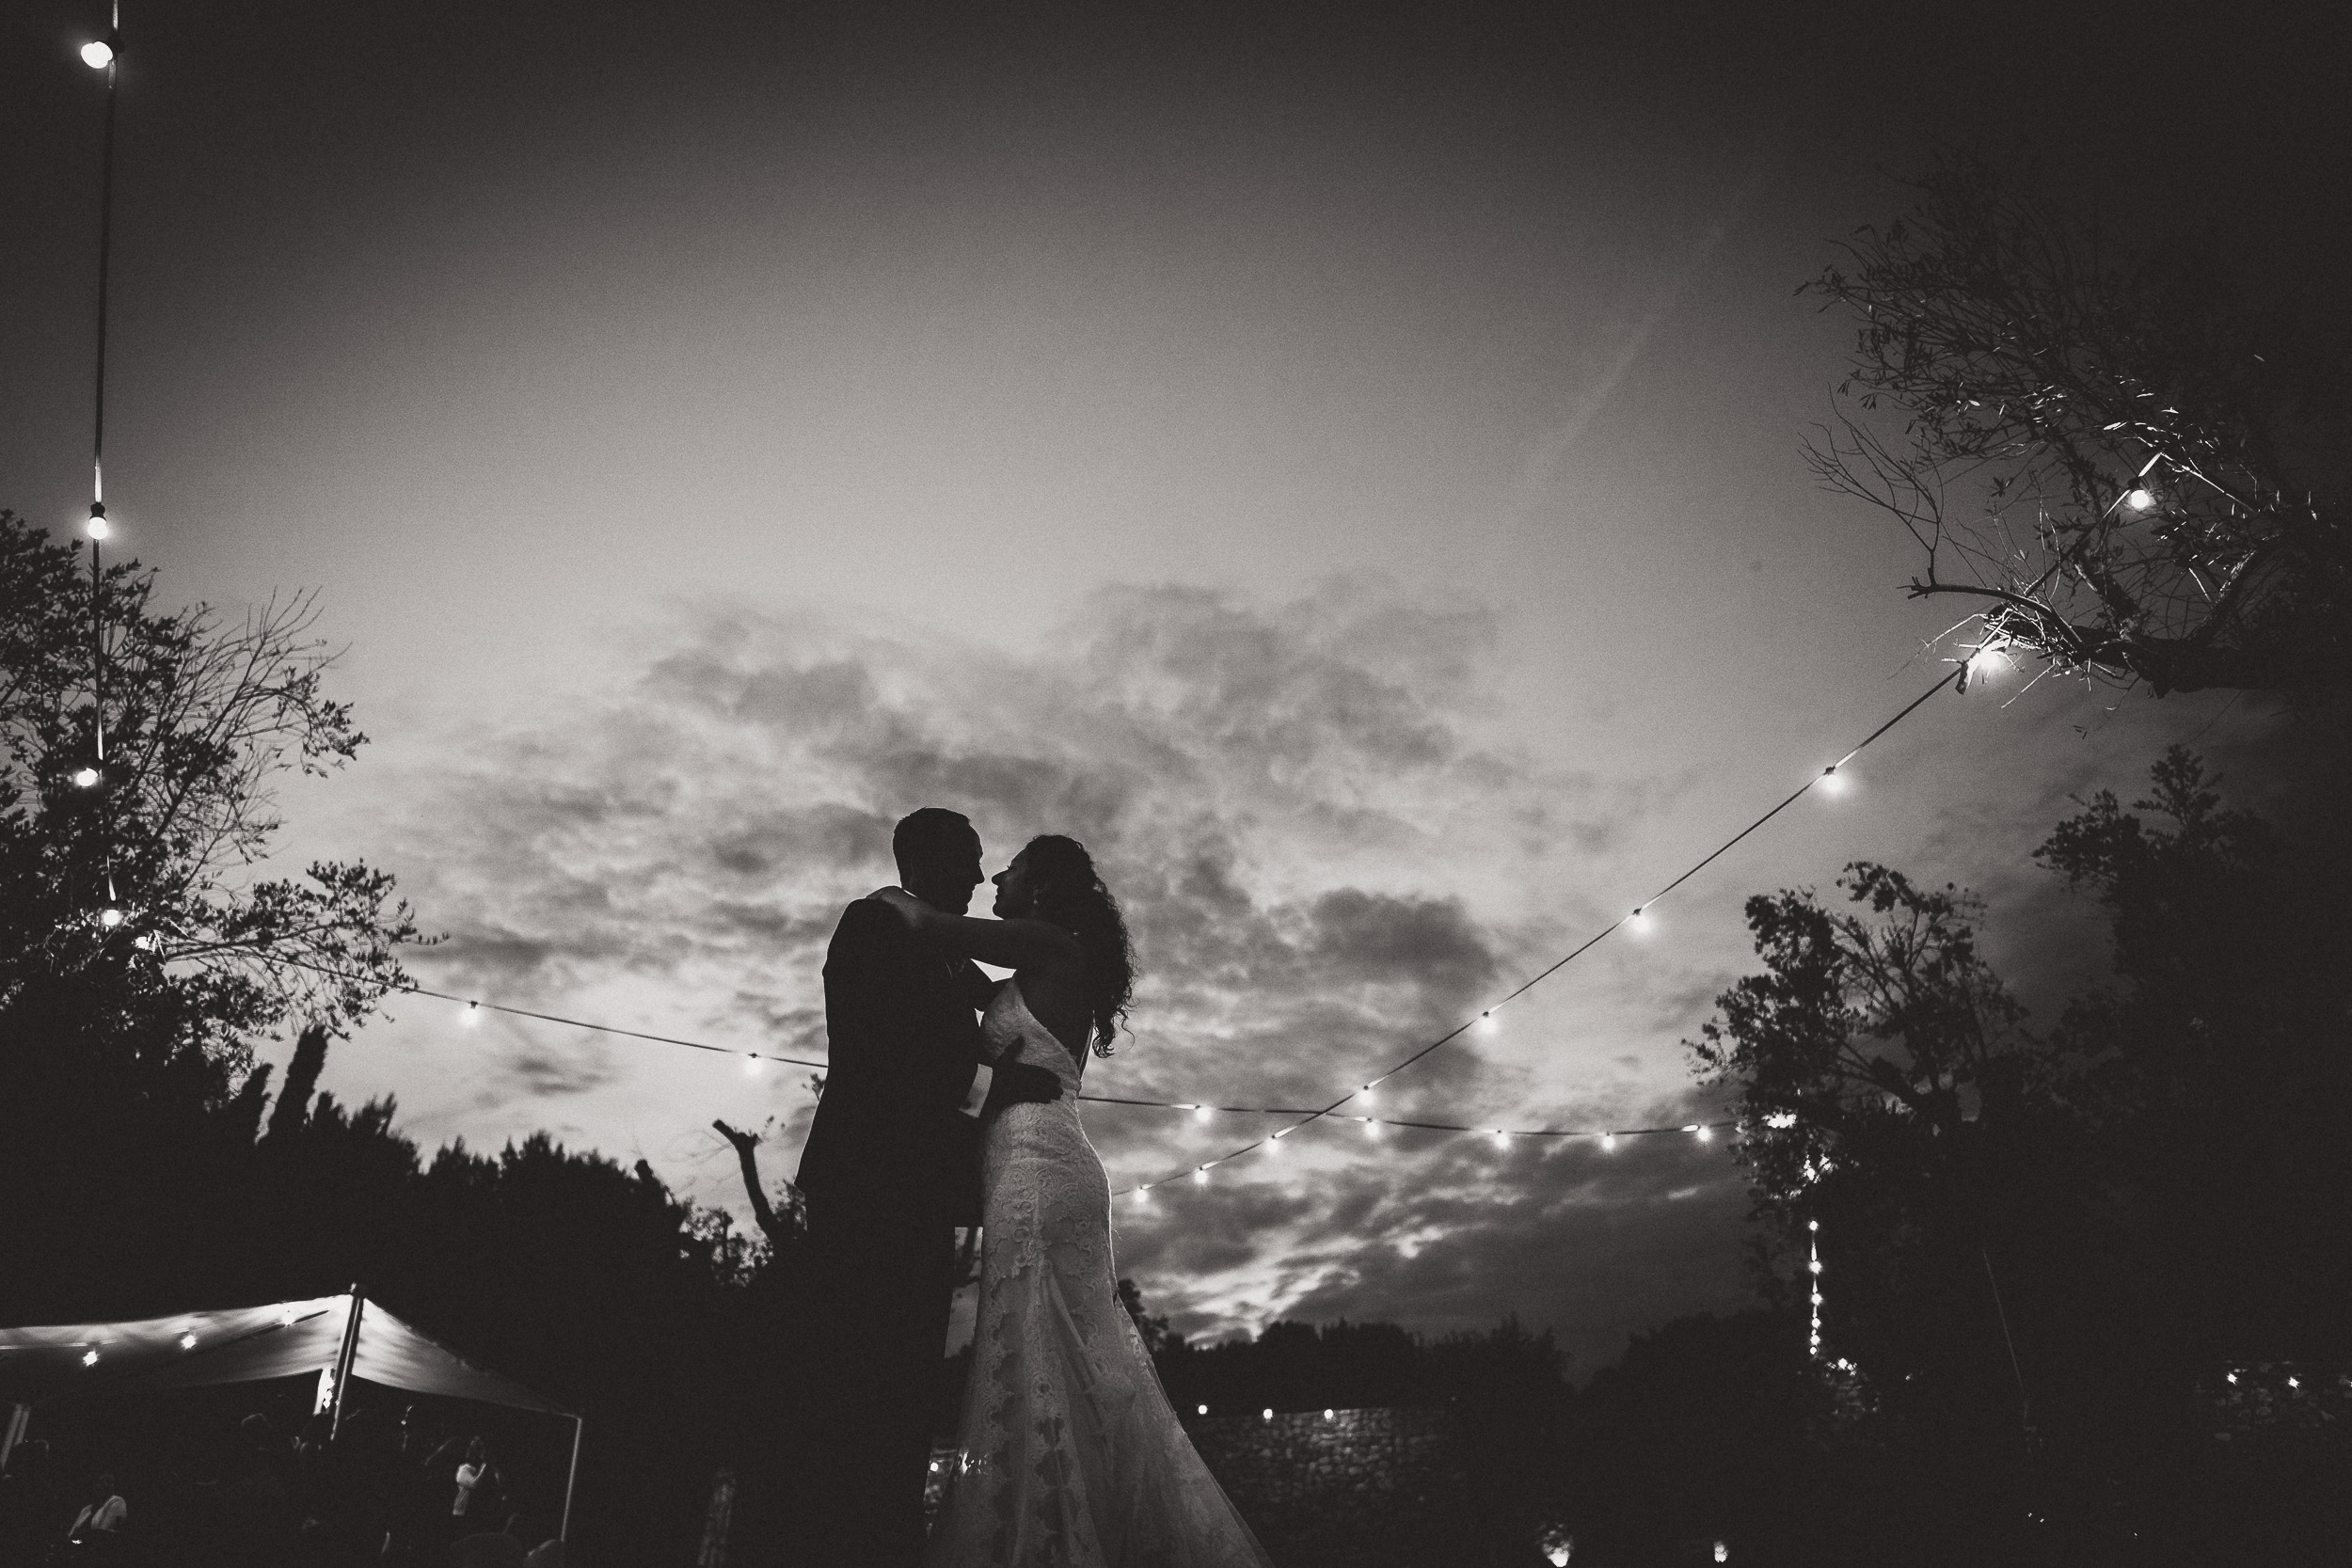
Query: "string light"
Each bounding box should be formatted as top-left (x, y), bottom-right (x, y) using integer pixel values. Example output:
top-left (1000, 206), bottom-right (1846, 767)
top-left (275, 664), bottom-right (1963, 1201)
top-left (1491, 1129), bottom-right (1509, 1148)
top-left (82, 40), bottom-right (115, 69)
top-left (1472, 1010), bottom-right (1499, 1037)
top-left (72, 767), bottom-right (101, 787)
top-left (1192, 1165), bottom-right (1209, 1185)
top-left (742, 1053), bottom-right (763, 1075)
top-left (461, 1002), bottom-right (482, 1028)
top-left (1818, 765), bottom-right (1848, 797)
top-left (1808, 1219), bottom-right (1823, 1358)
top-left (1191, 1104), bottom-right (1212, 1122)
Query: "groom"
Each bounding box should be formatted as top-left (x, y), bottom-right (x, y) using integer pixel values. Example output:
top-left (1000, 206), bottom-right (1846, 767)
top-left (784, 808), bottom-right (1061, 1567)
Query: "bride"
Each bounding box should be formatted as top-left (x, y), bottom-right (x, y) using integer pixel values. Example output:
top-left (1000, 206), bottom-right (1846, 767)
top-left (870, 834), bottom-right (1275, 1568)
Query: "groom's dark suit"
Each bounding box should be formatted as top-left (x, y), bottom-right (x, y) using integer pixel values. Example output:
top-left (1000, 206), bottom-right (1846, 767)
top-left (787, 898), bottom-right (991, 1567)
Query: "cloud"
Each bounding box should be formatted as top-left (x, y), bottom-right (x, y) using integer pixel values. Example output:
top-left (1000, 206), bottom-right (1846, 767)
top-left (372, 577), bottom-right (1727, 1341)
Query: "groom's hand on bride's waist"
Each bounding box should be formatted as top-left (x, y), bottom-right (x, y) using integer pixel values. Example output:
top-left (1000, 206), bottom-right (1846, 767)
top-left (993, 1062), bottom-right (1065, 1105)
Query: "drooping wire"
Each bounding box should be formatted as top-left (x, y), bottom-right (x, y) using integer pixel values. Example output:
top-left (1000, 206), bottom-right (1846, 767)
top-left (235, 663), bottom-right (1965, 1191)
top-left (86, 3), bottom-right (125, 926)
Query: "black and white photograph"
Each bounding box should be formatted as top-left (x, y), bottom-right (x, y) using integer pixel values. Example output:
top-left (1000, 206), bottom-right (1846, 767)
top-left (2, 2), bottom-right (2344, 1563)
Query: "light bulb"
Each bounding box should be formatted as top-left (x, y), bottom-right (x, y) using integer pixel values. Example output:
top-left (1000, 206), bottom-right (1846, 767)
top-left (1263, 1133), bottom-right (1282, 1157)
top-left (1600, 1132), bottom-right (1616, 1152)
top-left (1811, 1292), bottom-right (1822, 1307)
top-left (1134, 1187), bottom-right (1152, 1205)
top-left (82, 40), bottom-right (115, 69)
top-left (72, 767), bottom-right (101, 788)
top-left (1809, 1259), bottom-right (1823, 1275)
top-left (743, 1053), bottom-right (763, 1075)
top-left (1714, 1544), bottom-right (1728, 1563)
top-left (1472, 1010), bottom-right (1498, 1037)
top-left (1628, 907), bottom-right (1653, 933)
top-left (99, 907), bottom-right (124, 928)
top-left (1491, 1129), bottom-right (1509, 1147)
top-left (278, 1307), bottom-right (297, 1326)
top-left (83, 1349), bottom-right (100, 1367)
top-left (461, 1002), bottom-right (483, 1027)
top-left (2123, 487), bottom-right (2154, 511)
top-left (1362, 1117), bottom-right (1381, 1139)
top-left (1261, 1408), bottom-right (1272, 1421)
top-left (1323, 1408), bottom-right (1334, 1419)
top-left (1196, 1403), bottom-right (1207, 1416)
top-left (86, 503), bottom-right (110, 539)
top-left (1359, 1084), bottom-right (1376, 1105)
top-left (1694, 1124), bottom-right (1712, 1142)
top-left (1192, 1166), bottom-right (1208, 1185)
top-left (1192, 1104), bottom-right (1211, 1122)
top-left (1808, 1219), bottom-right (1820, 1231)
top-left (180, 1333), bottom-right (198, 1350)
top-left (1819, 767), bottom-right (1848, 797)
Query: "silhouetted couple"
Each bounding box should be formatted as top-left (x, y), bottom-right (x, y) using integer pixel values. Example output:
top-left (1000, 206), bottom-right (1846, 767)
top-left (771, 808), bottom-right (1271, 1567)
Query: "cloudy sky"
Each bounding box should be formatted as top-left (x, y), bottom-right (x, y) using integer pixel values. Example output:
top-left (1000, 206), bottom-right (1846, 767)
top-left (2, 0), bottom-right (2329, 1371)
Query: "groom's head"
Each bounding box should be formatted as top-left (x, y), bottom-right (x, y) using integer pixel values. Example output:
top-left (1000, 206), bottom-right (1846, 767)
top-left (894, 808), bottom-right (985, 914)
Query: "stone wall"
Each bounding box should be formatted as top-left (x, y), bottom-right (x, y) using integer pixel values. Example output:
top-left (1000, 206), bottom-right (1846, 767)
top-left (1183, 1406), bottom-right (1476, 1568)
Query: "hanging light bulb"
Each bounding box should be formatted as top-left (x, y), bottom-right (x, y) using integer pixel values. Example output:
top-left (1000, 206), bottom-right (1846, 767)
top-left (1600, 1132), bottom-right (1616, 1152)
top-left (1261, 1408), bottom-right (1273, 1422)
top-left (1693, 1124), bottom-right (1712, 1142)
top-left (461, 1001), bottom-right (483, 1027)
top-left (1472, 1010), bottom-right (1499, 1037)
top-left (1192, 1165), bottom-right (1209, 1185)
top-left (2123, 487), bottom-right (2154, 511)
top-left (72, 766), bottom-right (102, 788)
top-left (1263, 1132), bottom-right (1283, 1157)
top-left (1196, 1403), bottom-right (1208, 1416)
top-left (1628, 906), bottom-right (1653, 933)
top-left (1191, 1104), bottom-right (1212, 1122)
top-left (82, 1349), bottom-right (100, 1367)
top-left (1809, 1258), bottom-right (1824, 1275)
top-left (743, 1053), bottom-right (763, 1075)
top-left (82, 40), bottom-right (115, 69)
top-left (98, 907), bottom-right (125, 928)
top-left (179, 1332), bottom-right (198, 1351)
top-left (1808, 1219), bottom-right (1820, 1232)
top-left (1134, 1186), bottom-right (1152, 1206)
top-left (86, 502), bottom-right (110, 539)
top-left (1819, 766), bottom-right (1848, 797)
top-left (1362, 1117), bottom-right (1381, 1139)
top-left (1359, 1083), bottom-right (1377, 1106)
top-left (1323, 1408), bottom-right (1334, 1419)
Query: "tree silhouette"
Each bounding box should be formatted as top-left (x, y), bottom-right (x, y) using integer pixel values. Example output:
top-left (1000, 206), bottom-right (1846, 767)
top-left (1804, 155), bottom-right (2350, 695)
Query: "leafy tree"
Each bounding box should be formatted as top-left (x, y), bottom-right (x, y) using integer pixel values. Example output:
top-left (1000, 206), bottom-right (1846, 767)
top-left (1688, 751), bottom-right (2352, 1557)
top-left (1804, 155), bottom-right (2350, 695)
top-left (2, 510), bottom-right (422, 1103)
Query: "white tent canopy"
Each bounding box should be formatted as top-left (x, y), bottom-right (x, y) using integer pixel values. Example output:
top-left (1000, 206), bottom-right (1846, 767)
top-left (1, 1292), bottom-right (582, 1539)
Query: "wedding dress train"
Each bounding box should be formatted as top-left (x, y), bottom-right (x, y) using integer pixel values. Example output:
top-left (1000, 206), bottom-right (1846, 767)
top-left (926, 981), bottom-right (1276, 1568)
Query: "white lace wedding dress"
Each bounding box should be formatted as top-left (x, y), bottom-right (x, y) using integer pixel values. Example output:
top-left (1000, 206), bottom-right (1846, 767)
top-left (926, 980), bottom-right (1276, 1568)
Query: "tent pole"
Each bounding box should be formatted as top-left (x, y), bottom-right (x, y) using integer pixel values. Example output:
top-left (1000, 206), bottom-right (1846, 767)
top-left (1, 1402), bottom-right (29, 1473)
top-left (328, 1284), bottom-right (365, 1441)
top-left (560, 1415), bottom-right (584, 1542)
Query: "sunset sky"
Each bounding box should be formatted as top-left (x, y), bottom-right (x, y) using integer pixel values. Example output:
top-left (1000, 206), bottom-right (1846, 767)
top-left (2, 0), bottom-right (2327, 1371)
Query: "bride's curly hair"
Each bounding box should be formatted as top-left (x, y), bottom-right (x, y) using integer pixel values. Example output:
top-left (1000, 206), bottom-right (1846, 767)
top-left (1023, 834), bottom-right (1134, 1056)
